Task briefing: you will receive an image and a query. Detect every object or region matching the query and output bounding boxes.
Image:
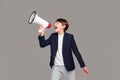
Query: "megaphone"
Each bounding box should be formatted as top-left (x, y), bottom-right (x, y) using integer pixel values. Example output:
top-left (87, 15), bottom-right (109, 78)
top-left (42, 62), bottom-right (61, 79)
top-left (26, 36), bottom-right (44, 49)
top-left (28, 11), bottom-right (51, 32)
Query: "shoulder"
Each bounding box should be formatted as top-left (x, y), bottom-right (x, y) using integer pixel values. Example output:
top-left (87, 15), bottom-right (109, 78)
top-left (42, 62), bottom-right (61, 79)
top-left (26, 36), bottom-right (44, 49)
top-left (65, 32), bottom-right (74, 37)
top-left (49, 33), bottom-right (57, 38)
top-left (51, 33), bottom-right (57, 36)
top-left (50, 32), bottom-right (75, 37)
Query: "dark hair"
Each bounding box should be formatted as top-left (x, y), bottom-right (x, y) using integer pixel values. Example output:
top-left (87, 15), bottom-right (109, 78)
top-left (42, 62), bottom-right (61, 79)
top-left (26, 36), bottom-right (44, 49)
top-left (56, 18), bottom-right (69, 32)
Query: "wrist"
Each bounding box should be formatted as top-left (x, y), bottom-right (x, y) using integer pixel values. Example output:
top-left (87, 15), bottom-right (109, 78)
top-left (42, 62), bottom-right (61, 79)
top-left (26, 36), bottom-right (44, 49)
top-left (40, 34), bottom-right (44, 37)
top-left (38, 30), bottom-right (44, 36)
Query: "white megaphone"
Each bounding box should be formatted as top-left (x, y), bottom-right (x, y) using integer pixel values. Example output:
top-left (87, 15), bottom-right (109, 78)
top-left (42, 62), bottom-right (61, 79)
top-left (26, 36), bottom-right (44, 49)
top-left (28, 11), bottom-right (51, 32)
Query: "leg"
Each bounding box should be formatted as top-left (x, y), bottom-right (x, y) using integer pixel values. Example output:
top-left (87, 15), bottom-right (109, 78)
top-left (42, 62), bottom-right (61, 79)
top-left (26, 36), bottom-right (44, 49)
top-left (51, 66), bottom-right (63, 80)
top-left (64, 69), bottom-right (76, 80)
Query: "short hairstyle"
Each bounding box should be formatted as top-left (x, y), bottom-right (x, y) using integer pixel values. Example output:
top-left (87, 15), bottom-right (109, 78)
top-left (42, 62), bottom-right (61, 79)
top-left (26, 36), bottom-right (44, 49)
top-left (56, 18), bottom-right (69, 32)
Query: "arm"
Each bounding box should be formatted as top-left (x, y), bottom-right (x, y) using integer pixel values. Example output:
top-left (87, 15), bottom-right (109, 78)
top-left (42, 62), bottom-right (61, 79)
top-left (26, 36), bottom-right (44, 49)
top-left (71, 35), bottom-right (88, 75)
top-left (71, 35), bottom-right (85, 67)
top-left (38, 35), bottom-right (51, 48)
top-left (38, 26), bottom-right (51, 47)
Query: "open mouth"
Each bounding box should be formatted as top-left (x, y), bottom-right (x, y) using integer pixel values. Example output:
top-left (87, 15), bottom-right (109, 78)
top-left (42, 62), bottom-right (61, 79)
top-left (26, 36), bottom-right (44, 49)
top-left (55, 27), bottom-right (57, 29)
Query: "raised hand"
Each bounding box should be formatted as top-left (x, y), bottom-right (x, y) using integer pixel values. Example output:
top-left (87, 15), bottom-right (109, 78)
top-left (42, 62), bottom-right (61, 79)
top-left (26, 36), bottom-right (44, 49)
top-left (39, 25), bottom-right (45, 36)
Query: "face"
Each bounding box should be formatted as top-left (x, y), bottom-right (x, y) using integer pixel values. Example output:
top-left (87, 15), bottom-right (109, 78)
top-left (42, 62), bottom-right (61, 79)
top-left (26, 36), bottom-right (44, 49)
top-left (54, 21), bottom-right (65, 33)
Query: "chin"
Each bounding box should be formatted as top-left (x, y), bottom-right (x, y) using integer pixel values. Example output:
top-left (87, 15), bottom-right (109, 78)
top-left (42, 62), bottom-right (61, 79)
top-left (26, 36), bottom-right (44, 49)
top-left (54, 30), bottom-right (58, 33)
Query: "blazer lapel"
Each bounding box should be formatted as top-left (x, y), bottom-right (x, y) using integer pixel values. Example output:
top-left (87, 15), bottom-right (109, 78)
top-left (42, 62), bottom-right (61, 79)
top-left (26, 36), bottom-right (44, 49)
top-left (62, 32), bottom-right (67, 54)
top-left (54, 33), bottom-right (58, 46)
top-left (53, 33), bottom-right (58, 56)
top-left (54, 32), bottom-right (67, 56)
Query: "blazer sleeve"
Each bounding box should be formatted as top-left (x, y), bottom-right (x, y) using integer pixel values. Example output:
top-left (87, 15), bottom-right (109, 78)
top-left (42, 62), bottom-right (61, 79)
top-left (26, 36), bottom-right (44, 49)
top-left (71, 35), bottom-right (86, 68)
top-left (38, 35), bottom-right (51, 48)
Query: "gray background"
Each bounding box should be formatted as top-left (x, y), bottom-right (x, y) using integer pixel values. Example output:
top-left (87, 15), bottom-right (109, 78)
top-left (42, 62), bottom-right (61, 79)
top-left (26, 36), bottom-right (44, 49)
top-left (0, 0), bottom-right (120, 80)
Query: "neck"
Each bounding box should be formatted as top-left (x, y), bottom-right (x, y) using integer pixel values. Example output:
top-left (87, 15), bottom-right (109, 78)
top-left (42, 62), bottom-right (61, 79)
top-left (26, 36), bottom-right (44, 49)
top-left (58, 30), bottom-right (64, 35)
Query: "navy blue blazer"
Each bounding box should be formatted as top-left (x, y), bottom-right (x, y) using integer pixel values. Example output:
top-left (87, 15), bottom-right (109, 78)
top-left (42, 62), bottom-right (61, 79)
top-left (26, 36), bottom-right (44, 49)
top-left (38, 32), bottom-right (85, 71)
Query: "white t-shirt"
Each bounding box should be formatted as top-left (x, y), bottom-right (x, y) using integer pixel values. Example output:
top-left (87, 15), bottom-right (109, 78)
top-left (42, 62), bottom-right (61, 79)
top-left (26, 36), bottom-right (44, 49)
top-left (54, 34), bottom-right (64, 66)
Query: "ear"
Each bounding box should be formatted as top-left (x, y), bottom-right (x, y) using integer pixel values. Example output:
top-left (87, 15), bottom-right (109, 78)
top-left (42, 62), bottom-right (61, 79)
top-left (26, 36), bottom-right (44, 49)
top-left (62, 25), bottom-right (66, 29)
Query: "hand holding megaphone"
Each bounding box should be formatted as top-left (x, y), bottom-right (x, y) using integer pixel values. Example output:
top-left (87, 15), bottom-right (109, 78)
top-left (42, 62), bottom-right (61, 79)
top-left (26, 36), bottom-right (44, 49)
top-left (28, 11), bottom-right (52, 32)
top-left (39, 25), bottom-right (45, 36)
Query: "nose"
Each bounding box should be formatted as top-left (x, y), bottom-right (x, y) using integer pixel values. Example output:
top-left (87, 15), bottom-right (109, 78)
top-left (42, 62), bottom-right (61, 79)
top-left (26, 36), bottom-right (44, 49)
top-left (54, 23), bottom-right (56, 27)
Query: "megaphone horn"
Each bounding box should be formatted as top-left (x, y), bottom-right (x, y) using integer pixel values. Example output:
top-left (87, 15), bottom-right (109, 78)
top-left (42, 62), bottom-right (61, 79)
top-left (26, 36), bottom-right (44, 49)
top-left (28, 11), bottom-right (51, 28)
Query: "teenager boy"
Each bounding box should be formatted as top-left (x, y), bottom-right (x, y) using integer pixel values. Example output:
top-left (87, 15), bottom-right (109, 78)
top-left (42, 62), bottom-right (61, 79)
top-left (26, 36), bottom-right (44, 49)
top-left (38, 18), bottom-right (88, 80)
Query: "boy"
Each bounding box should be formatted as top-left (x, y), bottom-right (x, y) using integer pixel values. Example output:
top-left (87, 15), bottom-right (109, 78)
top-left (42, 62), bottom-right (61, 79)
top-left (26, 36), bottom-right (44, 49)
top-left (38, 18), bottom-right (88, 80)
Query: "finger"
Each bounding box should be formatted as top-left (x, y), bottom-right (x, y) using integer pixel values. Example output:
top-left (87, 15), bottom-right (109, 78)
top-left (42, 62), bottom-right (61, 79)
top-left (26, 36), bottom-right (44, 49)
top-left (39, 25), bottom-right (43, 29)
top-left (84, 69), bottom-right (88, 74)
